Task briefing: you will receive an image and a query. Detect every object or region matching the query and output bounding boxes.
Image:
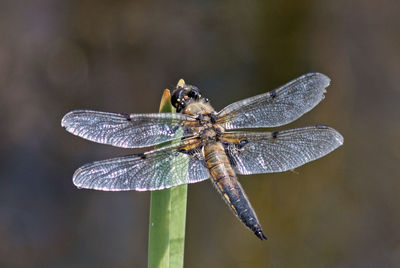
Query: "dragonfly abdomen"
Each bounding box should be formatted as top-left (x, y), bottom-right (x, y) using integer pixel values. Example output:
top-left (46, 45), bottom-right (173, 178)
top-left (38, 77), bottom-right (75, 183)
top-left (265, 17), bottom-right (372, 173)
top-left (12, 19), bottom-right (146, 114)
top-left (204, 142), bottom-right (267, 240)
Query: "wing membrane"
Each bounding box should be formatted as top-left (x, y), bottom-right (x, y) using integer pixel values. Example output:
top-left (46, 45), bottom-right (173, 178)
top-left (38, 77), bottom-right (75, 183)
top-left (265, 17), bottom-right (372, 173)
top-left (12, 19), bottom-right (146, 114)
top-left (217, 73), bottom-right (330, 129)
top-left (61, 110), bottom-right (197, 148)
top-left (73, 141), bottom-right (210, 191)
top-left (225, 126), bottom-right (343, 174)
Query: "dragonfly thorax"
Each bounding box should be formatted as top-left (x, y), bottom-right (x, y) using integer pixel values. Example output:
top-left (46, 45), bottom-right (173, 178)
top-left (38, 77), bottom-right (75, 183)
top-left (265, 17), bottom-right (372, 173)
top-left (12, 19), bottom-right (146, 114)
top-left (194, 114), bottom-right (225, 143)
top-left (182, 99), bottom-right (214, 115)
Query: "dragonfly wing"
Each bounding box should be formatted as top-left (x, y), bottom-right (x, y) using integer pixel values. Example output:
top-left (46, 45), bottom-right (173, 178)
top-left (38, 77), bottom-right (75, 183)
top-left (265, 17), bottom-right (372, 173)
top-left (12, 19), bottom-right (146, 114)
top-left (72, 141), bottom-right (210, 191)
top-left (61, 110), bottom-right (197, 148)
top-left (224, 126), bottom-right (343, 174)
top-left (217, 73), bottom-right (330, 129)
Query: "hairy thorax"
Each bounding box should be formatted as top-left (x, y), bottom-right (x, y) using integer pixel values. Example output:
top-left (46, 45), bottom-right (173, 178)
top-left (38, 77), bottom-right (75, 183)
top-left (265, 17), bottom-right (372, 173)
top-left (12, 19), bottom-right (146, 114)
top-left (183, 100), bottom-right (225, 144)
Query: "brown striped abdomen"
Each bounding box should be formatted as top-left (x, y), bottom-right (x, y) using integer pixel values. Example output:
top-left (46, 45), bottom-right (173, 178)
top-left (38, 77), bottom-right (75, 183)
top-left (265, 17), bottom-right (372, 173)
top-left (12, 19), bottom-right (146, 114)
top-left (204, 142), bottom-right (267, 240)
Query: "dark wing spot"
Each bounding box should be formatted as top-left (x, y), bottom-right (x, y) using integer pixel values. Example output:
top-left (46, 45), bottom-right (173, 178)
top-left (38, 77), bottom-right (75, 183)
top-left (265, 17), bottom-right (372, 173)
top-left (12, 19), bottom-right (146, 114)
top-left (171, 124), bottom-right (181, 132)
top-left (121, 113), bottom-right (132, 121)
top-left (137, 153), bottom-right (146, 159)
top-left (269, 89), bottom-right (277, 98)
top-left (239, 139), bottom-right (248, 147)
top-left (316, 125), bottom-right (329, 129)
top-left (178, 146), bottom-right (195, 155)
top-left (178, 148), bottom-right (187, 154)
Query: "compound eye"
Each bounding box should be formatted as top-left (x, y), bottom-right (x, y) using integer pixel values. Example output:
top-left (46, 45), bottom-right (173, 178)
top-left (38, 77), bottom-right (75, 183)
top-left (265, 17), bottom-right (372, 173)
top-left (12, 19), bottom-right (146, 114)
top-left (171, 93), bottom-right (180, 108)
top-left (188, 90), bottom-right (200, 99)
top-left (187, 90), bottom-right (195, 98)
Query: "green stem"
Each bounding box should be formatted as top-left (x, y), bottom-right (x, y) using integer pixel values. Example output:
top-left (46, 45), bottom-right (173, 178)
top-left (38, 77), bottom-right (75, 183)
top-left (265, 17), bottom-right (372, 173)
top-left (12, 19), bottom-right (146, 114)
top-left (148, 88), bottom-right (187, 268)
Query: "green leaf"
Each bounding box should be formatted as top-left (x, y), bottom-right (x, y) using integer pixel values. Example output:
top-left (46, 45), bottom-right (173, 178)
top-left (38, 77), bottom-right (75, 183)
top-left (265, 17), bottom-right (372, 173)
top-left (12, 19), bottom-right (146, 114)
top-left (148, 86), bottom-right (188, 268)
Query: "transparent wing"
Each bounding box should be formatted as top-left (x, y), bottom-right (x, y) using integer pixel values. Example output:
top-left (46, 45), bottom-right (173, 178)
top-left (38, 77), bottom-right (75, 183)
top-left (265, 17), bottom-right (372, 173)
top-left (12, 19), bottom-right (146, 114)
top-left (73, 141), bottom-right (210, 191)
top-left (61, 110), bottom-right (198, 148)
top-left (217, 73), bottom-right (330, 129)
top-left (224, 126), bottom-right (343, 174)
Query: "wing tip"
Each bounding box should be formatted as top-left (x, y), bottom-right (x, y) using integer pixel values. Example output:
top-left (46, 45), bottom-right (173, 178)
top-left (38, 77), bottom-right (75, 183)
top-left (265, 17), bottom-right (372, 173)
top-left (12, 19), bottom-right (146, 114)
top-left (72, 164), bottom-right (164, 192)
top-left (335, 131), bottom-right (344, 146)
top-left (72, 167), bottom-right (85, 187)
top-left (307, 72), bottom-right (331, 88)
top-left (61, 111), bottom-right (73, 128)
top-left (61, 110), bottom-right (86, 128)
top-left (302, 72), bottom-right (331, 93)
top-left (315, 125), bottom-right (344, 145)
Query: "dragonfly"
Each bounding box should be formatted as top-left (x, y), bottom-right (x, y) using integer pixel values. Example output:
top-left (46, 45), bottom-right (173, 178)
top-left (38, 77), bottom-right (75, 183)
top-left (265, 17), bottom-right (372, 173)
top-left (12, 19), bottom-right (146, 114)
top-left (61, 73), bottom-right (343, 240)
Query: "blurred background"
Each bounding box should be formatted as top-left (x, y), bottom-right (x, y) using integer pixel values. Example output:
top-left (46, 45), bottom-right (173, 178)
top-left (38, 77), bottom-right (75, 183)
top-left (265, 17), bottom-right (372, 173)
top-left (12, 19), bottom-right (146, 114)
top-left (0, 0), bottom-right (399, 267)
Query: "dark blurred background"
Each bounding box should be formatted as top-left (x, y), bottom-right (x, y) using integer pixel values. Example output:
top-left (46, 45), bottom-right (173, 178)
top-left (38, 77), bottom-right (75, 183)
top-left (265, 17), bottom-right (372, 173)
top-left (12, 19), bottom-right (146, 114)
top-left (0, 0), bottom-right (399, 267)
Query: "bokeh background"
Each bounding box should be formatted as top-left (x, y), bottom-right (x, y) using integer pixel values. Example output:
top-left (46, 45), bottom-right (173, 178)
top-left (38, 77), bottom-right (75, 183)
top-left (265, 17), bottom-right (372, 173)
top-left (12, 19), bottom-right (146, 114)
top-left (1, 0), bottom-right (399, 267)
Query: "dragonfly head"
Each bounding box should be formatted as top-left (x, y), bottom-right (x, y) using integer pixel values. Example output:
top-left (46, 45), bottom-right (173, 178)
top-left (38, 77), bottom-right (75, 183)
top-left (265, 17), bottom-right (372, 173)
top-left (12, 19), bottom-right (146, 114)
top-left (171, 81), bottom-right (203, 112)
